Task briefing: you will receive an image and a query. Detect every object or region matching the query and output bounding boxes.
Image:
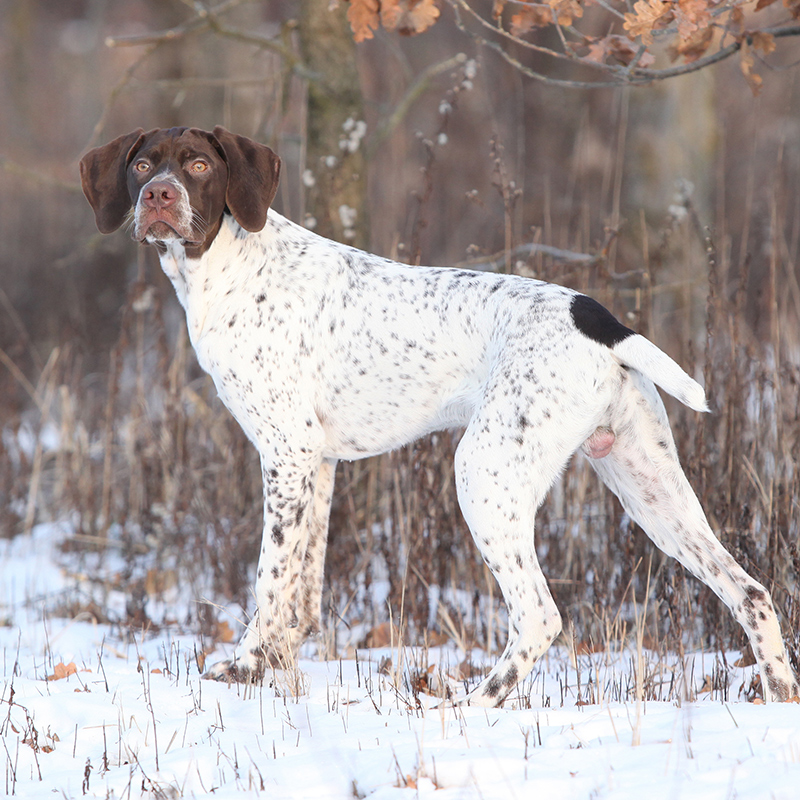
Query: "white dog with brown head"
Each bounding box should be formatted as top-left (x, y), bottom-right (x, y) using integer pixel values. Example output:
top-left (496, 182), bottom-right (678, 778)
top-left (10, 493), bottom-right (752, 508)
top-left (81, 126), bottom-right (798, 705)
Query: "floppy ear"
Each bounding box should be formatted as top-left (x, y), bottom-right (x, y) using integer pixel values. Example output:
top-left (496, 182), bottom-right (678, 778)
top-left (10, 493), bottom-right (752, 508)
top-left (80, 129), bottom-right (146, 233)
top-left (212, 126), bottom-right (281, 232)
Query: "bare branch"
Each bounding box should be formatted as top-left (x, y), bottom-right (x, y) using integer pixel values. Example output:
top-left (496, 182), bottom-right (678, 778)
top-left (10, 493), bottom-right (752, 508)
top-left (0, 156), bottom-right (82, 193)
top-left (85, 43), bottom-right (162, 151)
top-left (105, 14), bottom-right (207, 47)
top-left (202, 13), bottom-right (315, 79)
top-left (369, 53), bottom-right (468, 154)
top-left (104, 0), bottom-right (244, 47)
top-left (89, 0), bottom-right (314, 152)
top-left (451, 3), bottom-right (627, 89)
top-left (105, 1), bottom-right (314, 81)
top-left (461, 241), bottom-right (599, 271)
top-left (589, 0), bottom-right (627, 23)
top-left (449, 0), bottom-right (582, 67)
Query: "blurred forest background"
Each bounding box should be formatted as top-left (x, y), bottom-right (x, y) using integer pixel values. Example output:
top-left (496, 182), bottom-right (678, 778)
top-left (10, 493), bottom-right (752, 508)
top-left (1, 0), bottom-right (800, 685)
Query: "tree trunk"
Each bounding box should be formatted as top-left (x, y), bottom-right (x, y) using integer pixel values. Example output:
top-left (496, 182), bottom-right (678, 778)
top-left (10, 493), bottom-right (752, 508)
top-left (297, 0), bottom-right (369, 249)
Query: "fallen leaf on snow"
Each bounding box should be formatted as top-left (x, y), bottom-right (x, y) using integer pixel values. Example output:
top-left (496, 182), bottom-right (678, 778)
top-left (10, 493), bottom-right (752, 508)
top-left (47, 662), bottom-right (78, 681)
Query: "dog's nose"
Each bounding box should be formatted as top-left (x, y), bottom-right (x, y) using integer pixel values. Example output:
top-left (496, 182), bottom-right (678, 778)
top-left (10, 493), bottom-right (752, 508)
top-left (142, 181), bottom-right (178, 210)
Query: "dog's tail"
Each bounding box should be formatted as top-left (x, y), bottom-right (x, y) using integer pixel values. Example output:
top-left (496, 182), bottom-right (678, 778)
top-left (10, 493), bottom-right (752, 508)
top-left (570, 294), bottom-right (708, 413)
top-left (613, 335), bottom-right (709, 412)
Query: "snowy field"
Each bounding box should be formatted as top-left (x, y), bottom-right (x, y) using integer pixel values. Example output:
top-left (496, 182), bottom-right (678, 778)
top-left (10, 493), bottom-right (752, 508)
top-left (3, 523), bottom-right (800, 799)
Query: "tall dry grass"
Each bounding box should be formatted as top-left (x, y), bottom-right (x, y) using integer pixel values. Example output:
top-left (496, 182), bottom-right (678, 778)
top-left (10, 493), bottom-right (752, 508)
top-left (1, 165), bottom-right (799, 688)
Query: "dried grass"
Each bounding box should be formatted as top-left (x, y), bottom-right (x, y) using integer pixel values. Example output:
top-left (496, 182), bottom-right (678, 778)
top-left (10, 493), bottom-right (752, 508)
top-left (1, 167), bottom-right (799, 686)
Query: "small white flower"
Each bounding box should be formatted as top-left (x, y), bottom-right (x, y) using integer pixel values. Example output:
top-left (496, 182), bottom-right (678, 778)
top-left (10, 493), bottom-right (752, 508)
top-left (132, 286), bottom-right (156, 313)
top-left (302, 169), bottom-right (316, 188)
top-left (338, 204), bottom-right (357, 229)
top-left (437, 133), bottom-right (448, 146)
top-left (325, 155), bottom-right (338, 168)
top-left (464, 58), bottom-right (477, 80)
top-left (439, 100), bottom-right (452, 115)
top-left (304, 214), bottom-right (317, 229)
top-left (674, 178), bottom-right (694, 203)
top-left (339, 120), bottom-right (367, 154)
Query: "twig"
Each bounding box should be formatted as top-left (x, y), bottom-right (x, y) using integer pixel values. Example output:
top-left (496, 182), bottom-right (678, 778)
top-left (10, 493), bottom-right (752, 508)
top-left (450, 0), bottom-right (589, 67)
top-left (627, 25), bottom-right (800, 82)
top-left (104, 0), bottom-right (243, 47)
top-left (23, 348), bottom-right (61, 536)
top-left (0, 156), bottom-right (82, 194)
top-left (450, 3), bottom-right (627, 89)
top-left (204, 15), bottom-right (311, 78)
top-left (369, 54), bottom-right (467, 155)
top-left (85, 44), bottom-right (162, 151)
top-left (105, 1), bottom-right (312, 79)
top-left (0, 348), bottom-right (42, 411)
top-left (459, 241), bottom-right (598, 272)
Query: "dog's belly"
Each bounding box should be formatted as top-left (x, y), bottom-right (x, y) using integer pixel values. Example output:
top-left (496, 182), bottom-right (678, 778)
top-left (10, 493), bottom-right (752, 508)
top-left (316, 379), bottom-right (481, 460)
top-left (192, 317), bottom-right (483, 459)
top-left (310, 321), bottom-right (492, 459)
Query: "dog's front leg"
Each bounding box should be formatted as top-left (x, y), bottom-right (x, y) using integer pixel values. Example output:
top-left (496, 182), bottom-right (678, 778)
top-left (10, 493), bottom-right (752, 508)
top-left (205, 439), bottom-right (327, 683)
top-left (295, 457), bottom-right (337, 640)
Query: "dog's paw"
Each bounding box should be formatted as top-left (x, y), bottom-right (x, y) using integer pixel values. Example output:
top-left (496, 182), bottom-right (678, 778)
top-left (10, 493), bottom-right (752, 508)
top-left (203, 648), bottom-right (269, 684)
top-left (202, 642), bottom-right (298, 684)
top-left (203, 659), bottom-right (258, 684)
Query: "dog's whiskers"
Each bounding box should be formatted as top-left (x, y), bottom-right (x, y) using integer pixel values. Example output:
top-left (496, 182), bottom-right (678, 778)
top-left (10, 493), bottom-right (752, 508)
top-left (190, 209), bottom-right (208, 237)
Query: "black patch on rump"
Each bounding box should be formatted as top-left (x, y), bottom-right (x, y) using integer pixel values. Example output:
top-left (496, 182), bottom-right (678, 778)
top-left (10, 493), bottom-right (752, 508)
top-left (570, 294), bottom-right (635, 348)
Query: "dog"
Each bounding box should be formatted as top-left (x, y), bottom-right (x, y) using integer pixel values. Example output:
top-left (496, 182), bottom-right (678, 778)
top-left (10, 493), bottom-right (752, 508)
top-left (80, 126), bottom-right (798, 706)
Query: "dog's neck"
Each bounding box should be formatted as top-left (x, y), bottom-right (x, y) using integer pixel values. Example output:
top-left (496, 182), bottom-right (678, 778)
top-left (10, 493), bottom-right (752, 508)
top-left (154, 213), bottom-right (235, 338)
top-left (156, 213), bottom-right (246, 299)
top-left (152, 210), bottom-right (302, 342)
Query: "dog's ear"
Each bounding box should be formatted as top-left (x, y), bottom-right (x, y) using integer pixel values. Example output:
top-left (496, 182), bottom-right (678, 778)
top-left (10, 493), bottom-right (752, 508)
top-left (212, 126), bottom-right (281, 232)
top-left (80, 129), bottom-right (146, 233)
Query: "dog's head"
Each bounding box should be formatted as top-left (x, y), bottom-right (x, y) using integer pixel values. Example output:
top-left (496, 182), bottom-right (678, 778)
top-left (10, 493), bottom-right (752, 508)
top-left (80, 126), bottom-right (281, 257)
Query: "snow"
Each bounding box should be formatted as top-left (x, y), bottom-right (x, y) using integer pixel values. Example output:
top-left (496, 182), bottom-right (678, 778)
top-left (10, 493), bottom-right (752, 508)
top-left (3, 524), bottom-right (800, 799)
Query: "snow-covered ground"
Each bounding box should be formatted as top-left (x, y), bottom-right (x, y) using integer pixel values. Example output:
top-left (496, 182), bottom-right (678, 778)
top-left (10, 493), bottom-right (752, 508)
top-left (3, 524), bottom-right (800, 799)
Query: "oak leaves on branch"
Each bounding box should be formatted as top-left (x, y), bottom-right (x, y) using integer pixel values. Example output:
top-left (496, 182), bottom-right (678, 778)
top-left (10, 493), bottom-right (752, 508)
top-left (338, 0), bottom-right (441, 41)
top-left (339, 0), bottom-right (800, 89)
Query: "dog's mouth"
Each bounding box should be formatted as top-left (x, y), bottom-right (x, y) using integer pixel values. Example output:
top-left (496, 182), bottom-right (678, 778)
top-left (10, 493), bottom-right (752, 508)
top-left (136, 212), bottom-right (201, 246)
top-left (144, 219), bottom-right (182, 241)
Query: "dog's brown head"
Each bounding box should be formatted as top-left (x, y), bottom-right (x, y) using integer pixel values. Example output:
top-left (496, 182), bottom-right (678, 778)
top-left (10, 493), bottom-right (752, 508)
top-left (80, 126), bottom-right (281, 257)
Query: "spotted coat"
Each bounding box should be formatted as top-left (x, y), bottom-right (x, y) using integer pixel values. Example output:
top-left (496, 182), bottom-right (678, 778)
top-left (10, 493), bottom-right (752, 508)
top-left (80, 127), bottom-right (799, 706)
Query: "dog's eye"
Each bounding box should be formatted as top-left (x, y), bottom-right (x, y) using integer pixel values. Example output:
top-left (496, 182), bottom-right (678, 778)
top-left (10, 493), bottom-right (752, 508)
top-left (133, 160), bottom-right (151, 173)
top-left (190, 160), bottom-right (209, 173)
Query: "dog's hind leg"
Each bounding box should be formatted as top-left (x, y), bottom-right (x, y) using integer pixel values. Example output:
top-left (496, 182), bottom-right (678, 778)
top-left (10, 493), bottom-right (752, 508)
top-left (454, 398), bottom-right (596, 707)
top-left (587, 369), bottom-right (799, 702)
